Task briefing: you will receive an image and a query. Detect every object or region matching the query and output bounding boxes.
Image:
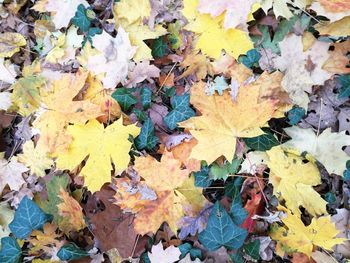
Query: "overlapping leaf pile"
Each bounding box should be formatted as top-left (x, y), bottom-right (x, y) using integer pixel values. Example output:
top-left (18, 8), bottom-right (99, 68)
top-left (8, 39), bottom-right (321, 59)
top-left (0, 0), bottom-right (350, 262)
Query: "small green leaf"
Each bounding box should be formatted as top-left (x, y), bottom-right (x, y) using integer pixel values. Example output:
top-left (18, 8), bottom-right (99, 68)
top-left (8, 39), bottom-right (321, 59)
top-left (152, 37), bottom-right (167, 58)
top-left (198, 202), bottom-right (247, 251)
top-left (287, 106), bottom-right (305, 125)
top-left (85, 27), bottom-right (102, 46)
top-left (57, 243), bottom-right (88, 261)
top-left (168, 21), bottom-right (182, 49)
top-left (239, 49), bottom-right (261, 68)
top-left (41, 174), bottom-right (69, 224)
top-left (230, 252), bottom-right (244, 263)
top-left (0, 237), bottom-right (21, 263)
top-left (338, 74), bottom-right (350, 99)
top-left (112, 88), bottom-right (137, 111)
top-left (164, 87), bottom-right (176, 97)
top-left (71, 4), bottom-right (91, 32)
top-left (209, 159), bottom-right (241, 180)
top-left (9, 196), bottom-right (50, 239)
top-left (164, 94), bottom-right (195, 130)
top-left (135, 118), bottom-right (158, 150)
top-left (244, 132), bottom-right (279, 151)
top-left (243, 240), bottom-right (260, 260)
top-left (140, 87), bottom-right (152, 109)
top-left (229, 178), bottom-right (247, 225)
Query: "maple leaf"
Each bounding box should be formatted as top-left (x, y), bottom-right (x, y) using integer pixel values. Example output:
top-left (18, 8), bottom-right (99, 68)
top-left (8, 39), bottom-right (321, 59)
top-left (270, 207), bottom-right (346, 257)
top-left (261, 0), bottom-right (308, 19)
top-left (57, 188), bottom-right (86, 233)
top-left (56, 118), bottom-right (140, 192)
top-left (323, 40), bottom-right (350, 75)
top-left (197, 0), bottom-right (259, 30)
top-left (78, 27), bottom-right (136, 89)
top-left (182, 0), bottom-right (253, 59)
top-left (0, 58), bottom-right (17, 84)
top-left (33, 70), bottom-right (102, 155)
top-left (113, 0), bottom-right (151, 25)
top-left (132, 150), bottom-right (206, 235)
top-left (17, 141), bottom-right (53, 177)
top-left (148, 242), bottom-right (181, 263)
top-left (0, 32), bottom-right (26, 58)
top-left (0, 155), bottom-right (28, 194)
top-left (283, 127), bottom-right (350, 175)
top-left (266, 146), bottom-right (327, 217)
top-left (273, 34), bottom-right (331, 109)
top-left (179, 81), bottom-right (276, 164)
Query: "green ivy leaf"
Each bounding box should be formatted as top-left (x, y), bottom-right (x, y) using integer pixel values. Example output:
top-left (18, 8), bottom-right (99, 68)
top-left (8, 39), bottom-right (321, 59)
top-left (132, 108), bottom-right (147, 122)
top-left (135, 118), bottom-right (158, 150)
top-left (244, 132), bottom-right (279, 151)
top-left (0, 237), bottom-right (21, 263)
top-left (209, 159), bottom-right (241, 180)
top-left (152, 37), bottom-right (167, 58)
top-left (239, 49), bottom-right (261, 68)
top-left (230, 252), bottom-right (244, 263)
top-left (9, 196), bottom-right (50, 239)
top-left (338, 74), bottom-right (350, 99)
top-left (228, 178), bottom-right (247, 225)
top-left (198, 202), bottom-right (247, 251)
top-left (111, 88), bottom-right (137, 111)
top-left (194, 165), bottom-right (212, 188)
top-left (141, 87), bottom-right (152, 109)
top-left (164, 94), bottom-right (195, 130)
top-left (287, 106), bottom-right (305, 125)
top-left (243, 240), bottom-right (260, 260)
top-left (57, 243), bottom-right (88, 261)
top-left (71, 4), bottom-right (91, 32)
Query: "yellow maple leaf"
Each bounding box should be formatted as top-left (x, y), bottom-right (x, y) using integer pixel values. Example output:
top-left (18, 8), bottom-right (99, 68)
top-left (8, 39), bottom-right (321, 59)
top-left (57, 188), bottom-right (86, 233)
top-left (56, 118), bottom-right (140, 192)
top-left (29, 223), bottom-right (61, 254)
top-left (131, 150), bottom-right (206, 235)
top-left (134, 150), bottom-right (190, 192)
top-left (179, 81), bottom-right (276, 164)
top-left (266, 146), bottom-right (328, 217)
top-left (33, 70), bottom-right (102, 155)
top-left (182, 0), bottom-right (253, 59)
top-left (270, 207), bottom-right (346, 257)
top-left (17, 141), bottom-right (53, 177)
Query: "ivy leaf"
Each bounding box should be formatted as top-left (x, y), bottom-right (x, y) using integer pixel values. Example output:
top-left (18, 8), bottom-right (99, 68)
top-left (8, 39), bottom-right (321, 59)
top-left (135, 118), bottom-right (158, 150)
top-left (244, 132), bottom-right (279, 151)
top-left (9, 196), bottom-right (50, 239)
top-left (194, 165), bottom-right (213, 188)
top-left (243, 240), bottom-right (260, 260)
top-left (287, 106), bottom-right (305, 125)
top-left (57, 243), bottom-right (88, 261)
top-left (230, 252), bottom-right (244, 263)
top-left (239, 49), bottom-right (261, 68)
top-left (229, 178), bottom-right (248, 225)
top-left (85, 27), bottom-right (102, 45)
top-left (152, 37), bottom-right (167, 58)
top-left (338, 74), bottom-right (350, 99)
top-left (112, 88), bottom-right (137, 111)
top-left (0, 237), bottom-right (21, 263)
top-left (133, 108), bottom-right (147, 121)
top-left (71, 4), bottom-right (91, 32)
top-left (198, 202), bottom-right (247, 251)
top-left (164, 94), bottom-right (195, 130)
top-left (140, 87), bottom-right (152, 110)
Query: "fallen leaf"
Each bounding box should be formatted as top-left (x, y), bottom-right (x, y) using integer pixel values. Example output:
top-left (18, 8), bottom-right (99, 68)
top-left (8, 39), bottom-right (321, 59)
top-left (283, 126), bottom-right (350, 175)
top-left (57, 188), bottom-right (86, 233)
top-left (270, 207), bottom-right (346, 257)
top-left (0, 156), bottom-right (28, 194)
top-left (56, 118), bottom-right (140, 192)
top-left (0, 32), bottom-right (26, 58)
top-left (148, 242), bottom-right (181, 263)
top-left (179, 81), bottom-right (276, 164)
top-left (266, 146), bottom-right (328, 217)
top-left (182, 0), bottom-right (253, 59)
